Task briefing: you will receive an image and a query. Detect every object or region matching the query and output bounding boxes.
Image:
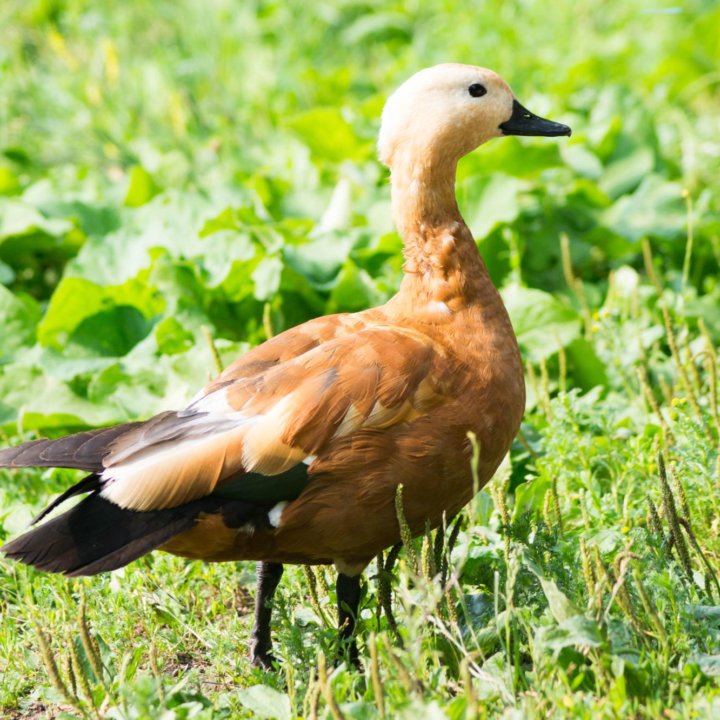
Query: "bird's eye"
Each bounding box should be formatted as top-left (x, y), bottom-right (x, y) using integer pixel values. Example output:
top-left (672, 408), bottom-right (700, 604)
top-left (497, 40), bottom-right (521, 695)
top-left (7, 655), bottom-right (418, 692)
top-left (468, 83), bottom-right (487, 98)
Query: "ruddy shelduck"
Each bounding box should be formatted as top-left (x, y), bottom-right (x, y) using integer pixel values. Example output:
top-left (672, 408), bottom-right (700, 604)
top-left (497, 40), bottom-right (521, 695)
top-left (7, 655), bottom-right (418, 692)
top-left (1, 64), bottom-right (570, 668)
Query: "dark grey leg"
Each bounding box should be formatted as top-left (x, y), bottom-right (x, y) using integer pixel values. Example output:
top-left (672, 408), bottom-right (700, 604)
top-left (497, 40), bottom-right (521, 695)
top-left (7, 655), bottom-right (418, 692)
top-left (336, 572), bottom-right (362, 666)
top-left (249, 561), bottom-right (284, 669)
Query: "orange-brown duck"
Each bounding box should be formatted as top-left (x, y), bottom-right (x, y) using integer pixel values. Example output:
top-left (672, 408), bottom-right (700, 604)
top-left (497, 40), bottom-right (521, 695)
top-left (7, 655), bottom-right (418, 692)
top-left (1, 64), bottom-right (570, 668)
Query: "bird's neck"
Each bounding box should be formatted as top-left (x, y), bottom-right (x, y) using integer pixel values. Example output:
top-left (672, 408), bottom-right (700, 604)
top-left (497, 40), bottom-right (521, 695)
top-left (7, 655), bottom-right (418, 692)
top-left (388, 150), bottom-right (495, 313)
top-left (390, 150), bottom-right (462, 239)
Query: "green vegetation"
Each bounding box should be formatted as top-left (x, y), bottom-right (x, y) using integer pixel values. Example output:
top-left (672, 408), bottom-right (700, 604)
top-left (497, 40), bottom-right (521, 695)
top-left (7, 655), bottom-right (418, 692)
top-left (1, 0), bottom-right (719, 717)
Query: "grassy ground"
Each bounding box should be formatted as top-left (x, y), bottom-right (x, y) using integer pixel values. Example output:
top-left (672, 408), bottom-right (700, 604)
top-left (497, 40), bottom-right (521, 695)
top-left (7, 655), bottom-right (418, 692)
top-left (1, 0), bottom-right (719, 717)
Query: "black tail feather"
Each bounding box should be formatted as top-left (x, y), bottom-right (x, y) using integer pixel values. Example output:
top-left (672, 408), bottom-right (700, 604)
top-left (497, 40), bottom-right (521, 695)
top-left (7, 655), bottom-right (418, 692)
top-left (1, 494), bottom-right (261, 576)
top-left (0, 422), bottom-right (143, 472)
top-left (31, 474), bottom-right (102, 526)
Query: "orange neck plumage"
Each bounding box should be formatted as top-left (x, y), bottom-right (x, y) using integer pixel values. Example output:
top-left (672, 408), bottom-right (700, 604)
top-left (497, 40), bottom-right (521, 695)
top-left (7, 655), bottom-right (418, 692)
top-left (388, 149), bottom-right (494, 314)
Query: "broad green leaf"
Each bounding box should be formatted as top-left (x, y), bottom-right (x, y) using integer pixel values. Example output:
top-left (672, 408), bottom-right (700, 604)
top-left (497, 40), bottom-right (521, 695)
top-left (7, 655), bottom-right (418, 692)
top-left (0, 166), bottom-right (20, 195)
top-left (124, 165), bottom-right (161, 208)
top-left (599, 147), bottom-right (654, 198)
top-left (461, 174), bottom-right (527, 240)
top-left (285, 108), bottom-right (367, 163)
top-left (525, 556), bottom-right (581, 623)
top-left (38, 277), bottom-right (165, 353)
top-left (0, 198), bottom-right (72, 240)
top-left (0, 259), bottom-right (14, 284)
top-left (155, 317), bottom-right (195, 355)
top-left (583, 528), bottom-right (623, 554)
top-left (340, 12), bottom-right (412, 44)
top-left (561, 144), bottom-right (603, 179)
top-left (237, 685), bottom-right (291, 720)
top-left (252, 256), bottom-right (283, 301)
top-left (30, 198), bottom-right (121, 238)
top-left (283, 233), bottom-right (355, 287)
top-left (601, 175), bottom-right (686, 241)
top-left (0, 285), bottom-right (41, 361)
top-left (328, 261), bottom-right (385, 313)
top-left (461, 140), bottom-right (562, 179)
top-left (67, 193), bottom-right (233, 285)
top-left (200, 230), bottom-right (257, 287)
top-left (69, 306), bottom-right (155, 357)
top-left (683, 290), bottom-right (720, 335)
top-left (37, 278), bottom-right (105, 348)
top-left (536, 616), bottom-right (604, 653)
top-left (689, 655), bottom-right (720, 677)
top-left (512, 476), bottom-right (551, 520)
top-left (501, 285), bottom-right (581, 361)
top-left (0, 365), bottom-right (126, 429)
top-left (686, 606), bottom-right (720, 624)
top-left (566, 338), bottom-right (608, 390)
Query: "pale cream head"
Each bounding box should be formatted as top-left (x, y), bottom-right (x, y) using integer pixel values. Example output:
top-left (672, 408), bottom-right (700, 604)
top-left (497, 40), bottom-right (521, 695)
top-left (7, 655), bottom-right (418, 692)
top-left (378, 64), bottom-right (515, 167)
top-left (378, 64), bottom-right (571, 169)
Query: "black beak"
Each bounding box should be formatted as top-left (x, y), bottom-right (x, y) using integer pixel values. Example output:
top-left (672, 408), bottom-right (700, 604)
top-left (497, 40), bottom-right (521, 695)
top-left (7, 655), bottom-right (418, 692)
top-left (499, 99), bottom-right (571, 137)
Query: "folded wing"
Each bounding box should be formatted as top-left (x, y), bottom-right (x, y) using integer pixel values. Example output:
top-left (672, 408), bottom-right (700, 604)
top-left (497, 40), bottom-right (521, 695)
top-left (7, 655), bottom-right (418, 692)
top-left (98, 325), bottom-right (455, 511)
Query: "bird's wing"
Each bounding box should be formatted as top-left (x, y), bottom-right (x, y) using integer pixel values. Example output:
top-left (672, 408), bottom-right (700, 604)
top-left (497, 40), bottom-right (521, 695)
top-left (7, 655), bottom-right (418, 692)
top-left (199, 313), bottom-right (368, 394)
top-left (99, 324), bottom-right (458, 511)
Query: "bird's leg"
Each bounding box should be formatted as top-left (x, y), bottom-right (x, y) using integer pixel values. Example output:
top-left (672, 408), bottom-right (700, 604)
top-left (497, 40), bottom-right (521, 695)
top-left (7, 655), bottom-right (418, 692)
top-left (336, 572), bottom-right (362, 667)
top-left (249, 561), bottom-right (284, 670)
top-left (378, 544), bottom-right (403, 645)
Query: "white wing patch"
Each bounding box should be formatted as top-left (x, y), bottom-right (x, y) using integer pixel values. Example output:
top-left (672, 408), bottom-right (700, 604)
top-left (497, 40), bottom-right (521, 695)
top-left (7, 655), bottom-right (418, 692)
top-left (100, 426), bottom-right (246, 510)
top-left (100, 389), bottom-right (308, 510)
top-left (186, 387), bottom-right (237, 414)
top-left (267, 501), bottom-right (287, 528)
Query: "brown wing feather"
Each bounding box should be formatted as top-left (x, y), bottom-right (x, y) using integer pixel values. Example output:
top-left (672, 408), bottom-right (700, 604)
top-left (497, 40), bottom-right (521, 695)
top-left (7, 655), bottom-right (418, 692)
top-left (202, 313), bottom-right (365, 394)
top-left (0, 422), bottom-right (143, 472)
top-left (98, 323), bottom-right (453, 512)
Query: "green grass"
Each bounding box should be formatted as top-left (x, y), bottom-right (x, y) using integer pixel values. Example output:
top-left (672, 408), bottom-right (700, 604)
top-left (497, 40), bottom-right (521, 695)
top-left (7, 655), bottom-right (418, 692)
top-left (1, 0), bottom-right (720, 717)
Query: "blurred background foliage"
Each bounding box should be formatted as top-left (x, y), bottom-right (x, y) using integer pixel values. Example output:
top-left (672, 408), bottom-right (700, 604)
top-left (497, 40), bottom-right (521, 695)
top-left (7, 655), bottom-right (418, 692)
top-left (0, 0), bottom-right (717, 431)
top-left (1, 1), bottom-right (720, 718)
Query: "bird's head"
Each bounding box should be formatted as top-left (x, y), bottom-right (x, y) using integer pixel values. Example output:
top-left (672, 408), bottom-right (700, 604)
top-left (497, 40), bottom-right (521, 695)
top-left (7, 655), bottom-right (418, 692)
top-left (378, 64), bottom-right (571, 168)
